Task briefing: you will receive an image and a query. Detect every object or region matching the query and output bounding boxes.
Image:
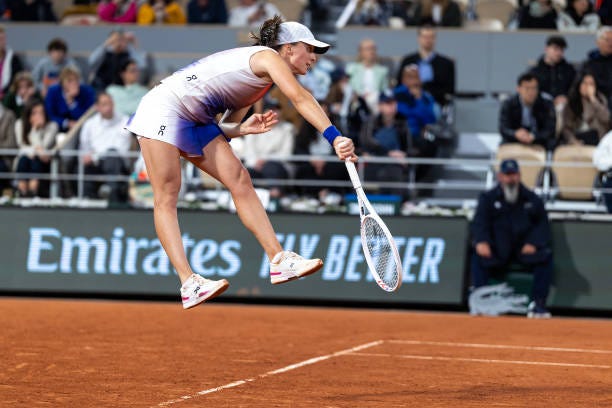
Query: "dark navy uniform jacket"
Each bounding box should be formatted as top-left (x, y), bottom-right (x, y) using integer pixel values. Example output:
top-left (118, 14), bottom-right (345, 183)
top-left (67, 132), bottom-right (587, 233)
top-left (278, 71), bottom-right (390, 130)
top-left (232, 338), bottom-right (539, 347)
top-left (471, 183), bottom-right (551, 266)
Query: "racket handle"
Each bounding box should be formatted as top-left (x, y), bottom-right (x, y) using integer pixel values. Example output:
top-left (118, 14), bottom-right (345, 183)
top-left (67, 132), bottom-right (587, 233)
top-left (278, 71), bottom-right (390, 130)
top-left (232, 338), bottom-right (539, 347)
top-left (345, 158), bottom-right (362, 189)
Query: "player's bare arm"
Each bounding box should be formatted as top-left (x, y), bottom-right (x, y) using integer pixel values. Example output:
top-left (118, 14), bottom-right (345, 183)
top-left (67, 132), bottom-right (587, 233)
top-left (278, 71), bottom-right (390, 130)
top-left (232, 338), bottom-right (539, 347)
top-left (218, 106), bottom-right (279, 138)
top-left (250, 49), bottom-right (356, 161)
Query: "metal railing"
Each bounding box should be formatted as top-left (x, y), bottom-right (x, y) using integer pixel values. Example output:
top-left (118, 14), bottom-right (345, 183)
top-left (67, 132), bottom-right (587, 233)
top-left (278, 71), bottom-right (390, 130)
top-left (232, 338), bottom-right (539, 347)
top-left (1, 148), bottom-right (609, 207)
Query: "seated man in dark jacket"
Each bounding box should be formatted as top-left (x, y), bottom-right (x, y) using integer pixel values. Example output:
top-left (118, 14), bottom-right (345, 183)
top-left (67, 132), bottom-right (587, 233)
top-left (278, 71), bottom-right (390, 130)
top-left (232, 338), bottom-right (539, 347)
top-left (396, 26), bottom-right (455, 107)
top-left (470, 159), bottom-right (553, 318)
top-left (499, 73), bottom-right (556, 150)
top-left (529, 35), bottom-right (576, 111)
top-left (360, 90), bottom-right (412, 198)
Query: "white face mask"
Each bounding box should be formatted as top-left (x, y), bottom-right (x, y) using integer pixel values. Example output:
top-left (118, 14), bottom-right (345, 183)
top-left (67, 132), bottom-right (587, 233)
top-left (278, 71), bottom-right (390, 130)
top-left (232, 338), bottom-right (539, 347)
top-left (503, 183), bottom-right (519, 204)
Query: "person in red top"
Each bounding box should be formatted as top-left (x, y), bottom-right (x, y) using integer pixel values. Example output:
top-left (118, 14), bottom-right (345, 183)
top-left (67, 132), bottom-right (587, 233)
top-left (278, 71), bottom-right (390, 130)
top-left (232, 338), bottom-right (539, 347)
top-left (97, 0), bottom-right (138, 23)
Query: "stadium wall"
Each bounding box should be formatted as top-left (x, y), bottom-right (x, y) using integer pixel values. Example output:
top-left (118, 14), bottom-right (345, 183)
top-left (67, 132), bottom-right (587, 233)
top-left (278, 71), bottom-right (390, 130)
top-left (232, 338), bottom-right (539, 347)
top-left (5, 24), bottom-right (596, 95)
top-left (0, 208), bottom-right (610, 312)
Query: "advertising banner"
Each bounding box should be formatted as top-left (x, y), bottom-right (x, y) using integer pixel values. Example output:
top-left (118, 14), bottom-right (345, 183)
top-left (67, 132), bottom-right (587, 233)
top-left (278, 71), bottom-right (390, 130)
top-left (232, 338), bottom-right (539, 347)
top-left (0, 208), bottom-right (468, 305)
top-left (549, 220), bottom-right (612, 310)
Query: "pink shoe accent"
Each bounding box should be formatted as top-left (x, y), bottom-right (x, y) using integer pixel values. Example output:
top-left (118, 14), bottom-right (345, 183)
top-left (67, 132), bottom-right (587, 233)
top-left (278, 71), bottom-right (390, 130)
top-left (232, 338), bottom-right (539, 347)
top-left (182, 296), bottom-right (190, 301)
top-left (198, 291), bottom-right (210, 298)
top-left (270, 272), bottom-right (282, 276)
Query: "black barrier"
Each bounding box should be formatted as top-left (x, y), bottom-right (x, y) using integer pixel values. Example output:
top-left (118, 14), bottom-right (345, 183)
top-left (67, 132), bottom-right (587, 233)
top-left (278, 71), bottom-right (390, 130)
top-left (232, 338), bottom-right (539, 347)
top-left (2, 208), bottom-right (611, 311)
top-left (0, 208), bottom-right (467, 305)
top-left (549, 221), bottom-right (612, 311)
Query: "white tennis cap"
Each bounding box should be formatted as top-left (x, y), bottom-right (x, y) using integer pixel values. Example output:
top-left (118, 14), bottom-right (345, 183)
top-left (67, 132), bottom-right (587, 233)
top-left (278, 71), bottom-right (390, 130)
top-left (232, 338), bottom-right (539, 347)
top-left (275, 22), bottom-right (330, 54)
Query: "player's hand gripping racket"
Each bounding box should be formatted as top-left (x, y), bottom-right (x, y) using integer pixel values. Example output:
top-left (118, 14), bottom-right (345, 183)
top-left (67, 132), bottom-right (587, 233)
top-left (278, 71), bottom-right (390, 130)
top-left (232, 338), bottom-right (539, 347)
top-left (345, 158), bottom-right (403, 292)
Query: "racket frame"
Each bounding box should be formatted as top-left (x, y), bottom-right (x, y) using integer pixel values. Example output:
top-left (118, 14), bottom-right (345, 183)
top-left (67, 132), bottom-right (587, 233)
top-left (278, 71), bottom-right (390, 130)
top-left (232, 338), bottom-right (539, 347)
top-left (345, 160), bottom-right (403, 292)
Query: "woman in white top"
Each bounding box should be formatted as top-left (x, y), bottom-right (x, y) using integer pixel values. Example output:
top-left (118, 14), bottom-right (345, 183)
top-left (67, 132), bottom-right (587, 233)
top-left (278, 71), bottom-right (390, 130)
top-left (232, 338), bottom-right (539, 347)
top-left (127, 16), bottom-right (356, 309)
top-left (346, 38), bottom-right (390, 114)
top-left (14, 98), bottom-right (58, 197)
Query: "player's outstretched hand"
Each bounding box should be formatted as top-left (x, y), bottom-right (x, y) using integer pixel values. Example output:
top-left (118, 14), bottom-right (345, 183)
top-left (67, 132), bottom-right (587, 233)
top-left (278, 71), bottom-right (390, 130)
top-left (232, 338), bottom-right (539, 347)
top-left (333, 137), bottom-right (358, 162)
top-left (240, 110), bottom-right (279, 135)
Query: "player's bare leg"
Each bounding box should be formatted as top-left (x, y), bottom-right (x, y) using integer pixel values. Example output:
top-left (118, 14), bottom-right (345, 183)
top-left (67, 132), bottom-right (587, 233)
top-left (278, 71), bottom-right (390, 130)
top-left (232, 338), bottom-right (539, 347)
top-left (185, 136), bottom-right (322, 283)
top-left (185, 136), bottom-right (283, 260)
top-left (139, 137), bottom-right (228, 308)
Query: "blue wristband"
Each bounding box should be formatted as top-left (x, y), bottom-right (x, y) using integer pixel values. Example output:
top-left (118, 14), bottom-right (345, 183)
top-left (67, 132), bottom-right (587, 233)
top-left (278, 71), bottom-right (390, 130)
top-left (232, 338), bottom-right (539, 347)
top-left (322, 125), bottom-right (341, 145)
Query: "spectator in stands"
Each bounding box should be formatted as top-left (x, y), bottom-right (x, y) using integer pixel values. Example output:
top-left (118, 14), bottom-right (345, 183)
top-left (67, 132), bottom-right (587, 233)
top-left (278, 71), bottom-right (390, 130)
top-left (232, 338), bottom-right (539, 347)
top-left (0, 103), bottom-right (16, 194)
top-left (518, 0), bottom-right (558, 29)
top-left (0, 26), bottom-right (24, 100)
top-left (228, 0), bottom-right (282, 28)
top-left (45, 66), bottom-right (95, 133)
top-left (394, 65), bottom-right (438, 143)
top-left (106, 59), bottom-right (148, 117)
top-left (560, 71), bottom-right (610, 145)
top-left (242, 99), bottom-right (295, 199)
top-left (88, 29), bottom-right (148, 91)
top-left (529, 36), bottom-right (575, 100)
top-left (346, 38), bottom-right (390, 115)
top-left (557, 0), bottom-right (601, 31)
top-left (396, 26), bottom-right (455, 107)
top-left (324, 67), bottom-right (371, 144)
top-left (5, 0), bottom-right (56, 21)
top-left (325, 67), bottom-right (349, 125)
top-left (187, 0), bottom-right (228, 24)
top-left (79, 92), bottom-right (133, 203)
top-left (394, 65), bottom-right (438, 180)
top-left (31, 38), bottom-right (79, 98)
top-left (352, 0), bottom-right (393, 26)
top-left (581, 26), bottom-right (612, 104)
top-left (293, 101), bottom-right (347, 200)
top-left (2, 71), bottom-right (39, 119)
top-left (97, 0), bottom-right (137, 23)
top-left (138, 0), bottom-right (187, 24)
top-left (360, 89), bottom-right (411, 198)
top-left (593, 129), bottom-right (612, 213)
top-left (471, 158), bottom-right (553, 318)
top-left (418, 0), bottom-right (463, 27)
top-left (14, 98), bottom-right (58, 197)
top-left (390, 0), bottom-right (420, 26)
top-left (528, 35), bottom-right (576, 116)
top-left (499, 73), bottom-right (556, 150)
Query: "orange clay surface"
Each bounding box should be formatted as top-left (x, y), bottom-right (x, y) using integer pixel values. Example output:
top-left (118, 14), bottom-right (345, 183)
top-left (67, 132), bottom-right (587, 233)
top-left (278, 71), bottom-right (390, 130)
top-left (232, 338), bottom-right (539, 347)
top-left (1, 297), bottom-right (611, 407)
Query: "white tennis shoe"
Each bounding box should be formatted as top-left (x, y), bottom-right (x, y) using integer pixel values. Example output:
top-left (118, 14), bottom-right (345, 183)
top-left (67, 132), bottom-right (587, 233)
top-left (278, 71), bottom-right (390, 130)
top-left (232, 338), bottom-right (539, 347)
top-left (180, 274), bottom-right (229, 309)
top-left (270, 251), bottom-right (323, 285)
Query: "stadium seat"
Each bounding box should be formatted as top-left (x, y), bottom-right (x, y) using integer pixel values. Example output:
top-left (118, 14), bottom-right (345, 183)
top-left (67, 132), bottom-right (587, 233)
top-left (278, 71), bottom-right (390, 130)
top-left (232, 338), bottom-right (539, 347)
top-left (496, 143), bottom-right (546, 189)
top-left (551, 145), bottom-right (598, 200)
top-left (60, 14), bottom-right (98, 25)
top-left (464, 18), bottom-right (505, 31)
top-left (475, 0), bottom-right (517, 26)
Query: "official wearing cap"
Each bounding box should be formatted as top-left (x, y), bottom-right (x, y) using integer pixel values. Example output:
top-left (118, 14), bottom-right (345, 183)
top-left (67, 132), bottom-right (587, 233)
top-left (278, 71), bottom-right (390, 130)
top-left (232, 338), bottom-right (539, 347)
top-left (469, 158), bottom-right (554, 318)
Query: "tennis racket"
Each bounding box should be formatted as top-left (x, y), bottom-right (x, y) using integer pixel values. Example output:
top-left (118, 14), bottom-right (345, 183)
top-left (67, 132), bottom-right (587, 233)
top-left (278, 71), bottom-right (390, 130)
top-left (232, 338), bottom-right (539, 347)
top-left (345, 159), bottom-right (403, 292)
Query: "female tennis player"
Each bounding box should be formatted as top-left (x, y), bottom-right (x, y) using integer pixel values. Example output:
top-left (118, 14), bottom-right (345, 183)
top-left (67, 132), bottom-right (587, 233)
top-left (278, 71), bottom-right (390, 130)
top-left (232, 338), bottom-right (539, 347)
top-left (127, 16), bottom-right (357, 309)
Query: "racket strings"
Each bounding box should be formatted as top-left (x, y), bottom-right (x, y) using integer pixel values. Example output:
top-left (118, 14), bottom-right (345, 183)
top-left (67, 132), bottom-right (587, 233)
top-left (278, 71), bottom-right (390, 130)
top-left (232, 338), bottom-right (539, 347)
top-left (363, 217), bottom-right (399, 289)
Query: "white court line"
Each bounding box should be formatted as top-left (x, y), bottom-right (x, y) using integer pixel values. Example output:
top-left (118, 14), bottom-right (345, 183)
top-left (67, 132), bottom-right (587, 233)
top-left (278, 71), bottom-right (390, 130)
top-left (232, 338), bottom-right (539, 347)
top-left (156, 340), bottom-right (383, 407)
top-left (388, 340), bottom-right (612, 354)
top-left (349, 352), bottom-right (611, 369)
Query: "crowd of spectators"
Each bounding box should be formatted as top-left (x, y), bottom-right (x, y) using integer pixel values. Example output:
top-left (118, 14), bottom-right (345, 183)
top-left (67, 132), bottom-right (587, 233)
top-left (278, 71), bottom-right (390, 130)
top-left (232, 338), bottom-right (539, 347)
top-left (0, 0), bottom-right (608, 30)
top-left (0, 1), bottom-right (608, 211)
top-left (0, 25), bottom-right (142, 202)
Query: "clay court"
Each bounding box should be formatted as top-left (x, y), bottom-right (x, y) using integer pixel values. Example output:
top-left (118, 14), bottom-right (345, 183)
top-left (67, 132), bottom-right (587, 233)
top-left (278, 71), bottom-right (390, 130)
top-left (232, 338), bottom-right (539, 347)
top-left (1, 297), bottom-right (611, 407)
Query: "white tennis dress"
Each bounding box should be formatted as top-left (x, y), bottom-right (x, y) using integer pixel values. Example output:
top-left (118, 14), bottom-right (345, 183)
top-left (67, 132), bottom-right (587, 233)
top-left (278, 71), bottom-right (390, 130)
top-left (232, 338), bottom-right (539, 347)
top-left (127, 46), bottom-right (274, 156)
